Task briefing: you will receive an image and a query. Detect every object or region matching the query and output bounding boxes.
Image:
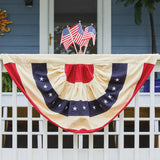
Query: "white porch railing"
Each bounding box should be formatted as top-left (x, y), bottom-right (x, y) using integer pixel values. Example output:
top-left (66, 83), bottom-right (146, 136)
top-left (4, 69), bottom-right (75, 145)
top-left (0, 55), bottom-right (160, 160)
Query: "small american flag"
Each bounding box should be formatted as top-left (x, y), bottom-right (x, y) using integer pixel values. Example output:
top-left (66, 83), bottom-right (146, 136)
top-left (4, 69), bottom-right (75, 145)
top-left (69, 23), bottom-right (79, 39)
top-left (83, 25), bottom-right (96, 46)
top-left (74, 23), bottom-right (86, 47)
top-left (60, 27), bottom-right (73, 50)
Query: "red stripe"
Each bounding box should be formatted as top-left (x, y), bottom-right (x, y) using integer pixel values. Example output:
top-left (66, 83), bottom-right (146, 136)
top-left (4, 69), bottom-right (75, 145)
top-left (61, 34), bottom-right (72, 43)
top-left (65, 64), bottom-right (94, 83)
top-left (4, 63), bottom-right (26, 93)
top-left (70, 25), bottom-right (79, 38)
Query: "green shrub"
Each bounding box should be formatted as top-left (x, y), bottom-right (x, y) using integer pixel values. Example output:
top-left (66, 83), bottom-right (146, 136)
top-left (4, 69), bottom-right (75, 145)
top-left (2, 72), bottom-right (20, 92)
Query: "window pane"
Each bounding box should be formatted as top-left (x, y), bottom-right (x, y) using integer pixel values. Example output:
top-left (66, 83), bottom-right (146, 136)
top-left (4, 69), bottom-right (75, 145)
top-left (93, 135), bottom-right (104, 148)
top-left (32, 107), bottom-right (40, 118)
top-left (63, 135), bottom-right (73, 148)
top-left (17, 107), bottom-right (28, 117)
top-left (17, 121), bottom-right (27, 132)
top-left (124, 121), bottom-right (134, 132)
top-left (83, 135), bottom-right (89, 148)
top-left (109, 135), bottom-right (118, 148)
top-left (48, 121), bottom-right (58, 132)
top-left (109, 121), bottom-right (116, 132)
top-left (139, 121), bottom-right (149, 132)
top-left (48, 135), bottom-right (58, 148)
top-left (2, 135), bottom-right (12, 148)
top-left (32, 121), bottom-right (39, 132)
top-left (55, 0), bottom-right (97, 54)
top-left (139, 135), bottom-right (149, 148)
top-left (124, 135), bottom-right (134, 148)
top-left (139, 107), bottom-right (150, 118)
top-left (32, 135), bottom-right (38, 148)
top-left (17, 135), bottom-right (27, 148)
top-left (124, 107), bottom-right (134, 118)
top-left (4, 120), bottom-right (12, 132)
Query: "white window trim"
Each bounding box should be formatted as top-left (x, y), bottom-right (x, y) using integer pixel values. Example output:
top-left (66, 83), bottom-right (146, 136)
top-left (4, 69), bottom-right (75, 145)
top-left (39, 0), bottom-right (49, 54)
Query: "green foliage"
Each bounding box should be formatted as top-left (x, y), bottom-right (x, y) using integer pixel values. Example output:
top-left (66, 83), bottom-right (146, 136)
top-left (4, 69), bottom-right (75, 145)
top-left (116, 0), bottom-right (160, 25)
top-left (134, 1), bottom-right (143, 25)
top-left (2, 72), bottom-right (12, 92)
top-left (2, 72), bottom-right (20, 92)
top-left (116, 0), bottom-right (135, 6)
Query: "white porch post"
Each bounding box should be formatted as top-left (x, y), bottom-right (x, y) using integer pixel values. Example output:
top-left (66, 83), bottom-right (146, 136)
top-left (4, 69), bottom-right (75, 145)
top-left (40, 0), bottom-right (49, 54)
top-left (39, 3), bottom-right (49, 160)
top-left (97, 0), bottom-right (111, 54)
top-left (103, 0), bottom-right (111, 54)
top-left (97, 0), bottom-right (103, 54)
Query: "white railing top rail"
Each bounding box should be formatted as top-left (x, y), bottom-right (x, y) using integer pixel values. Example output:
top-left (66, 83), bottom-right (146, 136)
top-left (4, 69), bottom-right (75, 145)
top-left (0, 53), bottom-right (159, 59)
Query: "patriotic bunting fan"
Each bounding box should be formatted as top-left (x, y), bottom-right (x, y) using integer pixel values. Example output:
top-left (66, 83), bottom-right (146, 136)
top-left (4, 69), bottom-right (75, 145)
top-left (2, 54), bottom-right (158, 133)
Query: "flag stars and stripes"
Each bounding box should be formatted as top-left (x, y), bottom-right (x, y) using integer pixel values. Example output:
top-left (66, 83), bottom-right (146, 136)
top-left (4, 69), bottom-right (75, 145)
top-left (73, 106), bottom-right (77, 111)
top-left (48, 93), bottom-right (52, 97)
top-left (92, 106), bottom-right (96, 110)
top-left (39, 76), bottom-right (44, 81)
top-left (60, 27), bottom-right (73, 51)
top-left (82, 106), bottom-right (86, 110)
top-left (104, 99), bottom-right (108, 104)
top-left (108, 94), bottom-right (112, 99)
top-left (83, 25), bottom-right (96, 46)
top-left (70, 24), bottom-right (79, 39)
top-left (58, 104), bottom-right (61, 108)
top-left (43, 84), bottom-right (48, 89)
top-left (115, 78), bottom-right (120, 82)
top-left (112, 86), bottom-right (116, 91)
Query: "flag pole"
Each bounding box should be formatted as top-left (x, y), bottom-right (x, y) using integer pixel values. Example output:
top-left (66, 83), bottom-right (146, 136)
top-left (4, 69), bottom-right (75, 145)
top-left (67, 25), bottom-right (78, 54)
top-left (79, 47), bottom-right (83, 54)
top-left (83, 39), bottom-right (89, 54)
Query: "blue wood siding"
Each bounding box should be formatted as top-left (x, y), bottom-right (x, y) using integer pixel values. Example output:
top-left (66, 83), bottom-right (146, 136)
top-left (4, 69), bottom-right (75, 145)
top-left (0, 0), bottom-right (39, 54)
top-left (112, 0), bottom-right (160, 54)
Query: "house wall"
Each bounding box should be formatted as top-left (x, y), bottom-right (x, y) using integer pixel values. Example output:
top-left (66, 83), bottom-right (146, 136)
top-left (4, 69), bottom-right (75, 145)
top-left (112, 0), bottom-right (160, 54)
top-left (0, 0), bottom-right (160, 54)
top-left (0, 0), bottom-right (39, 54)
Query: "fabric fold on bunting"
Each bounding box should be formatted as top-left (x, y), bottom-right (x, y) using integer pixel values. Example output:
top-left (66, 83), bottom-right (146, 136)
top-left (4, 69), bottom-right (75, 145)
top-left (2, 54), bottom-right (158, 133)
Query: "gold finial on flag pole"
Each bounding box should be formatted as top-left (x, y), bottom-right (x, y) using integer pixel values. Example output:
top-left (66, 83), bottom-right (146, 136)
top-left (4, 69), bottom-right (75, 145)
top-left (67, 25), bottom-right (78, 54)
